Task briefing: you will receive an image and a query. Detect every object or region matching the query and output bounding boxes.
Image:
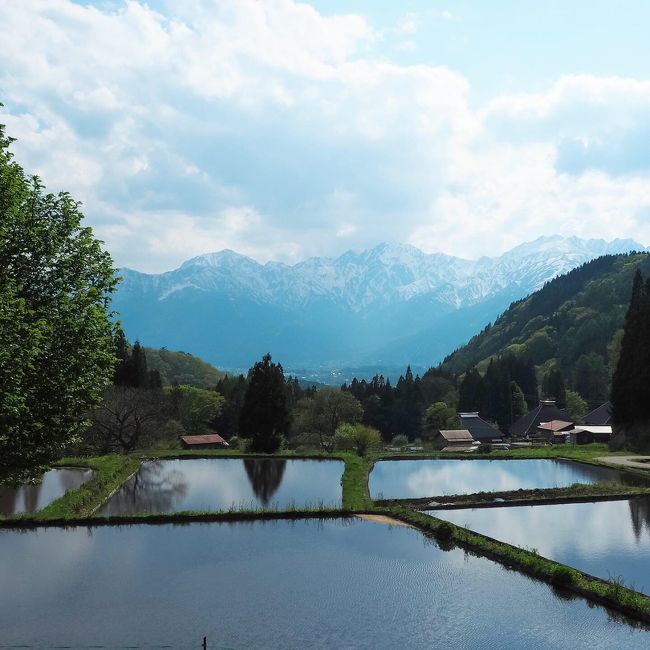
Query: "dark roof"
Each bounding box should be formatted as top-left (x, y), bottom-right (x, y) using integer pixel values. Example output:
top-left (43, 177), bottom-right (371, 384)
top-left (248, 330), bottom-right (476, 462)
top-left (510, 401), bottom-right (572, 438)
top-left (181, 434), bottom-right (228, 445)
top-left (583, 401), bottom-right (612, 425)
top-left (459, 413), bottom-right (504, 441)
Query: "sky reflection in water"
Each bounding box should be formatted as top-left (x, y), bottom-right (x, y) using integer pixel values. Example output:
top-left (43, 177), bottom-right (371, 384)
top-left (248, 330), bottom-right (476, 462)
top-left (431, 497), bottom-right (650, 594)
top-left (1, 518), bottom-right (649, 648)
top-left (98, 458), bottom-right (344, 514)
top-left (369, 459), bottom-right (632, 499)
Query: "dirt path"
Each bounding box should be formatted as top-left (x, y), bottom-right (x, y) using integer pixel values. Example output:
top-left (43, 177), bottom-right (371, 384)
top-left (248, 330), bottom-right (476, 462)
top-left (596, 456), bottom-right (650, 471)
top-left (355, 514), bottom-right (414, 528)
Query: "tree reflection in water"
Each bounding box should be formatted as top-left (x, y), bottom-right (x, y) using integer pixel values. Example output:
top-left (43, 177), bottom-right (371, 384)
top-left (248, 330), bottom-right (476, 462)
top-left (243, 458), bottom-right (287, 505)
top-left (101, 461), bottom-right (189, 515)
top-left (628, 496), bottom-right (650, 541)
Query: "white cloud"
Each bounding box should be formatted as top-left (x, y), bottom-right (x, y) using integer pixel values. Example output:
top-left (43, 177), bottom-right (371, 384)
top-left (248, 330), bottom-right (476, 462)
top-left (1, 2), bottom-right (650, 272)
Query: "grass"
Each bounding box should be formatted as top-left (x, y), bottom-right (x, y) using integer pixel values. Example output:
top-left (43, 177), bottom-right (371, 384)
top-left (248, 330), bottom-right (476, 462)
top-left (340, 453), bottom-right (374, 510)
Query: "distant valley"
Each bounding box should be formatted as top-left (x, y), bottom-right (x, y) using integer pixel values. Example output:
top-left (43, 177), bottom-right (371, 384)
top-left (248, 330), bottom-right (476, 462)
top-left (113, 235), bottom-right (646, 381)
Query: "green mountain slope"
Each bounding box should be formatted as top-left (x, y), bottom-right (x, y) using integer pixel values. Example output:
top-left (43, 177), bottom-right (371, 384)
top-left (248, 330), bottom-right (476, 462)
top-left (144, 347), bottom-right (227, 389)
top-left (441, 253), bottom-right (650, 397)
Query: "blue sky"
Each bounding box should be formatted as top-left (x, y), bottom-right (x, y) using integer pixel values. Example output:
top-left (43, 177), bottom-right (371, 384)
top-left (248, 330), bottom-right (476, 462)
top-left (2, 0), bottom-right (650, 271)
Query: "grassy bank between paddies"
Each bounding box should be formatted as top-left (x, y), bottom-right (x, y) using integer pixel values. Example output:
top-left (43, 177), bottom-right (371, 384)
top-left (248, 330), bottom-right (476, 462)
top-left (0, 455), bottom-right (141, 522)
top-left (376, 482), bottom-right (650, 509)
top-left (386, 506), bottom-right (650, 626)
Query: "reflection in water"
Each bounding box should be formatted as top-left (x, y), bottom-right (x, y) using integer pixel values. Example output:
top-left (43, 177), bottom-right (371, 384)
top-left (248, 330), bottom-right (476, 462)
top-left (369, 458), bottom-right (637, 500)
top-left (99, 461), bottom-right (189, 515)
top-left (99, 458), bottom-right (343, 515)
top-left (243, 459), bottom-right (286, 504)
top-left (629, 497), bottom-right (650, 542)
top-left (0, 469), bottom-right (94, 515)
top-left (1, 519), bottom-right (649, 648)
top-left (431, 496), bottom-right (650, 595)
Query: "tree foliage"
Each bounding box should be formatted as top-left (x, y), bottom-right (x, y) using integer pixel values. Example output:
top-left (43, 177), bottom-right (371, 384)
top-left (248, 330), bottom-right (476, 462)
top-left (239, 354), bottom-right (290, 453)
top-left (611, 271), bottom-right (650, 448)
top-left (0, 121), bottom-right (118, 483)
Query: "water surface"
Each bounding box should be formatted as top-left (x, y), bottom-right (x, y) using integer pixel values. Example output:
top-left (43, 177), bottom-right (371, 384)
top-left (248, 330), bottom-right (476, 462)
top-left (369, 458), bottom-right (634, 499)
top-left (0, 468), bottom-right (94, 515)
top-left (98, 458), bottom-right (343, 514)
top-left (0, 518), bottom-right (648, 648)
top-left (430, 497), bottom-right (650, 594)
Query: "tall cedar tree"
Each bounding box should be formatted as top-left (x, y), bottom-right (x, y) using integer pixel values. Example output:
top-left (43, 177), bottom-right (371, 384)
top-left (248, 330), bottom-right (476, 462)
top-left (611, 271), bottom-right (650, 446)
top-left (239, 354), bottom-right (290, 452)
top-left (0, 120), bottom-right (118, 483)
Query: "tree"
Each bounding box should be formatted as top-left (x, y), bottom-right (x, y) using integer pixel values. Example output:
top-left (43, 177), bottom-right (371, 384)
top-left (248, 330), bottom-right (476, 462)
top-left (169, 384), bottom-right (224, 436)
top-left (611, 271), bottom-right (650, 448)
top-left (542, 368), bottom-right (566, 409)
top-left (84, 386), bottom-right (166, 453)
top-left (0, 121), bottom-right (118, 483)
top-left (335, 423), bottom-right (382, 456)
top-left (421, 402), bottom-right (460, 440)
top-left (565, 390), bottom-right (587, 422)
top-left (239, 354), bottom-right (289, 453)
top-left (292, 387), bottom-right (363, 452)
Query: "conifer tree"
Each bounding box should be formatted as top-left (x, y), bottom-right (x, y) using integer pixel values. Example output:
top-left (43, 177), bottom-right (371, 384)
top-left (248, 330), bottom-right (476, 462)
top-left (239, 354), bottom-right (289, 453)
top-left (611, 270), bottom-right (650, 447)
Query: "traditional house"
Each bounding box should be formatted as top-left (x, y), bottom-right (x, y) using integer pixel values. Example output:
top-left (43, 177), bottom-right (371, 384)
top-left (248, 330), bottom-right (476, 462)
top-left (510, 400), bottom-right (572, 440)
top-left (459, 412), bottom-right (504, 443)
top-left (181, 433), bottom-right (229, 449)
top-left (434, 429), bottom-right (475, 450)
top-left (583, 401), bottom-right (613, 426)
top-left (536, 420), bottom-right (574, 444)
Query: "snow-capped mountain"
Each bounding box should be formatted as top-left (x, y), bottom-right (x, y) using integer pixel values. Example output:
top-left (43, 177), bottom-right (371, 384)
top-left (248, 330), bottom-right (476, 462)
top-left (113, 236), bottom-right (646, 374)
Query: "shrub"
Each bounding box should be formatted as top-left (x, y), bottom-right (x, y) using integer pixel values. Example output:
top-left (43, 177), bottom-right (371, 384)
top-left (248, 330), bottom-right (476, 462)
top-left (551, 565), bottom-right (575, 586)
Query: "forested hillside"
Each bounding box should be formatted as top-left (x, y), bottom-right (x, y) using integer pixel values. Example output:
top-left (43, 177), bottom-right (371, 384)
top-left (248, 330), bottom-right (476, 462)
top-left (442, 253), bottom-right (650, 410)
top-left (144, 347), bottom-right (227, 389)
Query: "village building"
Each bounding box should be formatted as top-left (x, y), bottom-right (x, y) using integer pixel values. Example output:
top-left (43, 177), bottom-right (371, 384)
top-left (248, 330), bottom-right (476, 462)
top-left (180, 433), bottom-right (230, 449)
top-left (536, 420), bottom-right (574, 444)
top-left (583, 401), bottom-right (613, 425)
top-left (459, 412), bottom-right (504, 443)
top-left (510, 400), bottom-right (572, 440)
top-left (434, 429), bottom-right (475, 450)
top-left (568, 425), bottom-right (613, 445)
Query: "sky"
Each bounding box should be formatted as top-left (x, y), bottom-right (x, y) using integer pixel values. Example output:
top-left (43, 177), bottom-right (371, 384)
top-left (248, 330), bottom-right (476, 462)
top-left (2, 0), bottom-right (650, 272)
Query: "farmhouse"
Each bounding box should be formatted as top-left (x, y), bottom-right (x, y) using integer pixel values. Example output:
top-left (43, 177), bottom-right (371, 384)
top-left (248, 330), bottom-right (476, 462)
top-left (459, 412), bottom-right (504, 443)
top-left (510, 400), bottom-right (572, 440)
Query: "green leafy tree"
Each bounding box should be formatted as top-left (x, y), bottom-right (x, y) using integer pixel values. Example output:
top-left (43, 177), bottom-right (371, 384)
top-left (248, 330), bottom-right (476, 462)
top-left (421, 402), bottom-right (460, 440)
top-left (169, 385), bottom-right (224, 436)
top-left (565, 390), bottom-right (587, 422)
top-left (292, 387), bottom-right (363, 452)
top-left (335, 423), bottom-right (382, 456)
top-left (239, 354), bottom-right (289, 453)
top-left (0, 121), bottom-right (118, 483)
top-left (542, 368), bottom-right (567, 409)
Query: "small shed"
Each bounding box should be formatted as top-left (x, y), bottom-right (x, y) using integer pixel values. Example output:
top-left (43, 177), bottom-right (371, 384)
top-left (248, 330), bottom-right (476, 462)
top-left (434, 429), bottom-right (474, 450)
top-left (569, 425), bottom-right (612, 445)
top-left (181, 433), bottom-right (230, 449)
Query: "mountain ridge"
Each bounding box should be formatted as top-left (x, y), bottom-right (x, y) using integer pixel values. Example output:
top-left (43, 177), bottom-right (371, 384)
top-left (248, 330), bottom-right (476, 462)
top-left (113, 236), bottom-right (647, 374)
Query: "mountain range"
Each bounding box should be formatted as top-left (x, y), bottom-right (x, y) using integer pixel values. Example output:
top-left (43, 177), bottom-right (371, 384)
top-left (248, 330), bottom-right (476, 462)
top-left (112, 235), bottom-right (646, 381)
